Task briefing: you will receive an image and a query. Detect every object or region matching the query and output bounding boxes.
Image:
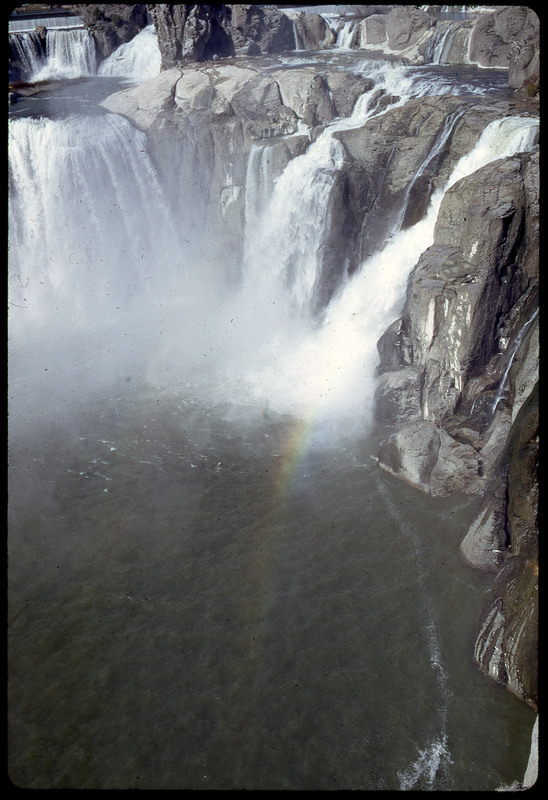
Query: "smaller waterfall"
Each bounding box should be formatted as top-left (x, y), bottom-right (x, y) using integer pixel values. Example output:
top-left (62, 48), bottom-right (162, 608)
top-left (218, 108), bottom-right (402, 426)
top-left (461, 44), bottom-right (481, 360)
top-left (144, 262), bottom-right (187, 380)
top-left (427, 21), bottom-right (462, 65)
top-left (11, 28), bottom-right (97, 81)
top-left (396, 107), bottom-right (467, 233)
top-left (243, 133), bottom-right (347, 315)
top-left (244, 143), bottom-right (277, 240)
top-left (490, 308), bottom-right (539, 416)
top-left (98, 25), bottom-right (161, 81)
top-left (335, 19), bottom-right (359, 49)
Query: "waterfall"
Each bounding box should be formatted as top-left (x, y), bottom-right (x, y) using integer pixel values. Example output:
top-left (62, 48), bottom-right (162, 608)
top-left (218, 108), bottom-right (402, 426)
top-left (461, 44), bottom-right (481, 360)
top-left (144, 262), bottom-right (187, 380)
top-left (8, 112), bottom-right (188, 414)
top-left (11, 28), bottom-right (97, 81)
top-left (98, 25), bottom-right (161, 81)
top-left (9, 31), bottom-right (45, 81)
top-left (490, 307), bottom-right (539, 417)
top-left (335, 19), bottom-right (358, 49)
top-left (239, 114), bottom-right (538, 428)
top-left (10, 24), bottom-right (160, 83)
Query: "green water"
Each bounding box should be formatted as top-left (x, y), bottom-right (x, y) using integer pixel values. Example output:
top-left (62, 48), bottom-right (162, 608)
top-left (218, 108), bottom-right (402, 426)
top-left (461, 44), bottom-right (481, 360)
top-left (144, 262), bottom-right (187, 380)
top-left (8, 383), bottom-right (536, 790)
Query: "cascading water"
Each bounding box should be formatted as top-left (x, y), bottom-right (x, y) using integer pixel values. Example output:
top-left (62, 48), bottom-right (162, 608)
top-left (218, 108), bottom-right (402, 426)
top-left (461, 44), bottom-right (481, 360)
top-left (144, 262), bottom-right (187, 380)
top-left (15, 28), bottom-right (97, 81)
top-left (490, 307), bottom-right (539, 417)
top-left (8, 24), bottom-right (538, 791)
top-left (10, 23), bottom-right (159, 83)
top-left (239, 60), bottom-right (539, 430)
top-left (98, 25), bottom-right (161, 81)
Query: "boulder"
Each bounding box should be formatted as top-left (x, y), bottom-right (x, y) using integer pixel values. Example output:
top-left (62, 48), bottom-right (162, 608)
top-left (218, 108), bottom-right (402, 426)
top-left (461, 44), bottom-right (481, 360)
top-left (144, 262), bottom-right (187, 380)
top-left (460, 473), bottom-right (508, 570)
top-left (269, 67), bottom-right (334, 127)
top-left (374, 366), bottom-right (424, 424)
top-left (468, 5), bottom-right (540, 85)
top-left (375, 420), bottom-right (484, 496)
top-left (291, 11), bottom-right (335, 51)
top-left (383, 5), bottom-right (433, 50)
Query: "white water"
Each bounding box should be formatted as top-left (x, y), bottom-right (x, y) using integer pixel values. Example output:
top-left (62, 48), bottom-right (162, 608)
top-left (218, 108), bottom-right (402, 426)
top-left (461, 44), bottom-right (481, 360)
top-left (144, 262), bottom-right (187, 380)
top-left (11, 24), bottom-right (159, 83)
top-left (98, 25), bottom-right (161, 81)
top-left (29, 29), bottom-right (97, 81)
top-left (239, 63), bottom-right (539, 432)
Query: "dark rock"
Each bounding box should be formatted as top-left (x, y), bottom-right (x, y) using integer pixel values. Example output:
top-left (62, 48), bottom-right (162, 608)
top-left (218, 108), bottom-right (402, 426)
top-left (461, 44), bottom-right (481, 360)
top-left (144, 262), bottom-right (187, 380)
top-left (292, 11), bottom-right (335, 51)
top-left (148, 4), bottom-right (295, 69)
top-left (78, 4), bottom-right (148, 59)
top-left (472, 385), bottom-right (538, 708)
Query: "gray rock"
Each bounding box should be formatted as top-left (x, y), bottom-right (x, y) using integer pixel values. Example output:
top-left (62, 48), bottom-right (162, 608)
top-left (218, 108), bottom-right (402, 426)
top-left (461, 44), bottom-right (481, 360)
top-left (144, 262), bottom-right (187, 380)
top-left (148, 4), bottom-right (295, 69)
top-left (375, 420), bottom-right (484, 497)
top-left (374, 366), bottom-right (424, 424)
top-left (291, 11), bottom-right (335, 51)
top-left (472, 386), bottom-right (538, 709)
top-left (460, 474), bottom-right (508, 570)
top-left (79, 4), bottom-right (148, 59)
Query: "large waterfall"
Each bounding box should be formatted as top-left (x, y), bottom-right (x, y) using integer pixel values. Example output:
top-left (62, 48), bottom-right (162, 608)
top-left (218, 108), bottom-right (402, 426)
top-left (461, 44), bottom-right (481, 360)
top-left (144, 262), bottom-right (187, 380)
top-left (8, 17), bottom-right (538, 792)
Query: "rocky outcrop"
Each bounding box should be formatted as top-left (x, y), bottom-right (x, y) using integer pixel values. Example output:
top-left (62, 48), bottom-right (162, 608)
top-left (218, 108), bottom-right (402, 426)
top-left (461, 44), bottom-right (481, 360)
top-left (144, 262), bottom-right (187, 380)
top-left (470, 5), bottom-right (540, 87)
top-left (291, 11), bottom-right (335, 51)
top-left (333, 98), bottom-right (504, 262)
top-left (471, 385), bottom-right (538, 709)
top-left (78, 3), bottom-right (148, 59)
top-left (372, 119), bottom-right (538, 708)
top-left (100, 58), bottom-right (371, 276)
top-left (374, 148), bottom-right (539, 495)
top-left (147, 4), bottom-right (296, 67)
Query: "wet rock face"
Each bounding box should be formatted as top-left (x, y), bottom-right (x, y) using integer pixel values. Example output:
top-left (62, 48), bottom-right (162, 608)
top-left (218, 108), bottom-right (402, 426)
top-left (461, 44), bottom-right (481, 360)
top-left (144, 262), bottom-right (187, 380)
top-left (78, 4), bottom-right (148, 59)
top-left (374, 149), bottom-right (539, 497)
top-left (372, 142), bottom-right (538, 708)
top-left (472, 387), bottom-right (538, 709)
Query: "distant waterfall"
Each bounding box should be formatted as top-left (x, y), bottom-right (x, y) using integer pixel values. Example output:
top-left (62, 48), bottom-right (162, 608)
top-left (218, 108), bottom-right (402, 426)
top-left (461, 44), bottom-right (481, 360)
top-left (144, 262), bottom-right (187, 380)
top-left (98, 25), bottom-right (161, 81)
top-left (426, 21), bottom-right (474, 65)
top-left (9, 28), bottom-right (97, 81)
top-left (10, 24), bottom-right (160, 83)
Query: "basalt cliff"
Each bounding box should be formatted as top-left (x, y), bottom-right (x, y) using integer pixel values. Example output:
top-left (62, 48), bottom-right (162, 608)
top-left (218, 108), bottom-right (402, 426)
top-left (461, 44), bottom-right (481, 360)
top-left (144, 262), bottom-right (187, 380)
top-left (76, 4), bottom-right (538, 710)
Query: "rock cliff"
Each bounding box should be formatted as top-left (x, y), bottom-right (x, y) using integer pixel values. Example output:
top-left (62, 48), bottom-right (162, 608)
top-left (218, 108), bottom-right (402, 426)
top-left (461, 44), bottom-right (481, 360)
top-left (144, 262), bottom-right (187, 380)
top-left (75, 5), bottom-right (539, 92)
top-left (94, 4), bottom-right (539, 709)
